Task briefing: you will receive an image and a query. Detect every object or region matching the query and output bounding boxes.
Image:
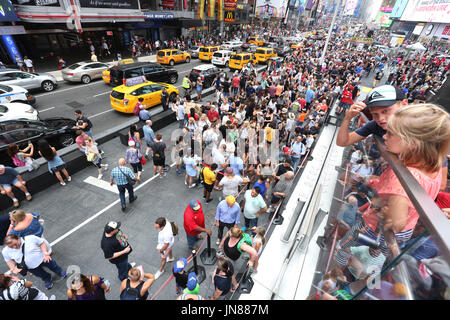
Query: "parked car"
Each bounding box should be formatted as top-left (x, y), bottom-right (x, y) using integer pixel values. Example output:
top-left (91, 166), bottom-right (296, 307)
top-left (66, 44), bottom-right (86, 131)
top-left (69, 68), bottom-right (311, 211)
top-left (220, 41), bottom-right (243, 51)
top-left (110, 81), bottom-right (179, 114)
top-left (212, 50), bottom-right (233, 67)
top-left (108, 62), bottom-right (178, 86)
top-left (62, 61), bottom-right (111, 84)
top-left (266, 42), bottom-right (291, 57)
top-left (0, 118), bottom-right (78, 166)
top-left (0, 84), bottom-right (35, 105)
top-left (187, 46), bottom-right (200, 59)
top-left (0, 102), bottom-right (39, 122)
top-left (0, 69), bottom-right (58, 92)
top-left (188, 65), bottom-right (221, 88)
top-left (156, 49), bottom-right (191, 66)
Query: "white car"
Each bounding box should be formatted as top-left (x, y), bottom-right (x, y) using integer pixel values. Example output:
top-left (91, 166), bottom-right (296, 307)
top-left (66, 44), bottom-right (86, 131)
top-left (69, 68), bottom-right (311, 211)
top-left (0, 84), bottom-right (36, 105)
top-left (221, 41), bottom-right (243, 51)
top-left (212, 50), bottom-right (233, 66)
top-left (0, 102), bottom-right (39, 122)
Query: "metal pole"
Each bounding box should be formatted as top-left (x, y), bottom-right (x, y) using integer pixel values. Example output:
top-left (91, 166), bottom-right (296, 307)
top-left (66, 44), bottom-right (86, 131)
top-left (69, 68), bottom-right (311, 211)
top-left (319, 0), bottom-right (342, 66)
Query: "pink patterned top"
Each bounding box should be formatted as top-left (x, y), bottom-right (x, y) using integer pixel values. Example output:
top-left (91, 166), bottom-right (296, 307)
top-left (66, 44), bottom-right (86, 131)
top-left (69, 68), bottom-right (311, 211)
top-left (363, 166), bottom-right (441, 232)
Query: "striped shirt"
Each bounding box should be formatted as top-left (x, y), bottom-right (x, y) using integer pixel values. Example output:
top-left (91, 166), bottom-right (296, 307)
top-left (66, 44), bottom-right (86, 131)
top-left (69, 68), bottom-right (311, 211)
top-left (110, 166), bottom-right (135, 186)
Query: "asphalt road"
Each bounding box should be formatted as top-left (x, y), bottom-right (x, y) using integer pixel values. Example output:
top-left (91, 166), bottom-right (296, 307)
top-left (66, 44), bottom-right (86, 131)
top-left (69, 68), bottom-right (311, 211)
top-left (31, 58), bottom-right (238, 136)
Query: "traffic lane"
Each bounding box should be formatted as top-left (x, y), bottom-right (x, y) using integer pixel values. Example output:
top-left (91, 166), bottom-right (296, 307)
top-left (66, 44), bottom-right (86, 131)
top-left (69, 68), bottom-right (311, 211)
top-left (32, 59), bottom-right (205, 107)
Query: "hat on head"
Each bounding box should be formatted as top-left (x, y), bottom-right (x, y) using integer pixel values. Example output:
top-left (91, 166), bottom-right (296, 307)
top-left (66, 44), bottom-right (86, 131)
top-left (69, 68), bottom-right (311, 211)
top-left (128, 140), bottom-right (135, 147)
top-left (105, 221), bottom-right (121, 233)
top-left (173, 258), bottom-right (187, 273)
top-left (282, 108), bottom-right (288, 113)
top-left (225, 167), bottom-right (234, 175)
top-left (226, 195), bottom-right (236, 206)
top-left (187, 272), bottom-right (198, 291)
top-left (356, 183), bottom-right (370, 195)
top-left (288, 112), bottom-right (295, 120)
top-left (364, 85), bottom-right (405, 108)
top-left (189, 200), bottom-right (201, 211)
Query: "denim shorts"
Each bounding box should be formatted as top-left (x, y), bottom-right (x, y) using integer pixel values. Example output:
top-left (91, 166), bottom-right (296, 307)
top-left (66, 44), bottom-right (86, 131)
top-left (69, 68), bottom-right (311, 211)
top-left (2, 178), bottom-right (20, 189)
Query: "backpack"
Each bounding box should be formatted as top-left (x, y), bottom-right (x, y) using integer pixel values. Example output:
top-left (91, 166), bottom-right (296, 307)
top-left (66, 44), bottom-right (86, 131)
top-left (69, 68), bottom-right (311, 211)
top-left (133, 103), bottom-right (141, 116)
top-left (199, 167), bottom-right (205, 185)
top-left (12, 156), bottom-right (26, 167)
top-left (237, 233), bottom-right (253, 254)
top-left (120, 279), bottom-right (141, 300)
top-left (170, 221), bottom-right (179, 236)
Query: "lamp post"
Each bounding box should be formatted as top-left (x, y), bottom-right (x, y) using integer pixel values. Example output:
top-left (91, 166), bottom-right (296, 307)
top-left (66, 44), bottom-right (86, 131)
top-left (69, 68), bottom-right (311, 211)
top-left (319, 0), bottom-right (343, 66)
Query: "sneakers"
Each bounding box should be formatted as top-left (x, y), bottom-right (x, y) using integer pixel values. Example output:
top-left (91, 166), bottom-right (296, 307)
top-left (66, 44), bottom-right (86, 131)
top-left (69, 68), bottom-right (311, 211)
top-left (130, 196), bottom-right (138, 203)
top-left (166, 257), bottom-right (175, 263)
top-left (154, 269), bottom-right (164, 280)
top-left (67, 176), bottom-right (72, 182)
top-left (103, 164), bottom-right (109, 171)
top-left (25, 193), bottom-right (32, 201)
top-left (45, 281), bottom-right (54, 290)
top-left (98, 174), bottom-right (103, 180)
top-left (188, 183), bottom-right (196, 189)
top-left (49, 295), bottom-right (56, 300)
top-left (176, 169), bottom-right (181, 175)
top-left (206, 198), bottom-right (213, 203)
top-left (60, 271), bottom-right (67, 278)
top-left (216, 239), bottom-right (220, 245)
top-left (130, 262), bottom-right (136, 268)
top-left (60, 182), bottom-right (66, 186)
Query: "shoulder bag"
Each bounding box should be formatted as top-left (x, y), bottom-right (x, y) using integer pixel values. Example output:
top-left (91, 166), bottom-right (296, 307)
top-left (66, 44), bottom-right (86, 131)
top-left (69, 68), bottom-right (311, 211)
top-left (118, 166), bottom-right (136, 186)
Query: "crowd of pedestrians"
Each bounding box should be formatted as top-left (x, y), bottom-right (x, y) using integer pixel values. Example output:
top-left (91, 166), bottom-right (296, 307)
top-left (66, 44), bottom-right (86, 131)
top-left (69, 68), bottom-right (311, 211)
top-left (0, 22), bottom-right (449, 301)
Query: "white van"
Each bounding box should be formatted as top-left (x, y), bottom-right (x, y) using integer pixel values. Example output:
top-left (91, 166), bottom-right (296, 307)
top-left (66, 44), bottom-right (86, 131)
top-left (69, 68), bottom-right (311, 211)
top-left (212, 50), bottom-right (233, 67)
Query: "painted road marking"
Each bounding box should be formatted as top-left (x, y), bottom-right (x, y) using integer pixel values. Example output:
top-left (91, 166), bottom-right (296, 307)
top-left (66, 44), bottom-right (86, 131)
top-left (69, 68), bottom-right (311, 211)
top-left (50, 162), bottom-right (176, 246)
top-left (39, 107), bottom-right (55, 112)
top-left (83, 176), bottom-right (119, 194)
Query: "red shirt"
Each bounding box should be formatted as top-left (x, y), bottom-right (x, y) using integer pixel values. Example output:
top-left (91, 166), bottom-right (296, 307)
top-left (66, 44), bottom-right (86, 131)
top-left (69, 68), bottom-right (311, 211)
top-left (232, 76), bottom-right (240, 88)
top-left (207, 109), bottom-right (219, 122)
top-left (183, 201), bottom-right (205, 236)
top-left (299, 98), bottom-right (307, 109)
top-left (341, 89), bottom-right (353, 104)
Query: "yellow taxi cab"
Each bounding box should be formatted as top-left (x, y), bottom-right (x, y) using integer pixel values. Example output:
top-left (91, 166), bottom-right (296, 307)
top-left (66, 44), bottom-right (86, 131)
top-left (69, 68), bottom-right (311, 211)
top-left (156, 49), bottom-right (191, 66)
top-left (254, 47), bottom-right (277, 64)
top-left (248, 36), bottom-right (264, 46)
top-left (291, 43), bottom-right (302, 50)
top-left (198, 46), bottom-right (220, 62)
top-left (110, 79), bottom-right (179, 114)
top-left (102, 58), bottom-right (135, 84)
top-left (228, 52), bottom-right (256, 70)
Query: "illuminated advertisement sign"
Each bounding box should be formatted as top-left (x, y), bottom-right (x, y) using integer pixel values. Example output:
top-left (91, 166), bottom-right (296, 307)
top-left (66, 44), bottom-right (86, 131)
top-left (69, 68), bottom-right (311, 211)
top-left (1, 35), bottom-right (22, 63)
top-left (391, 0), bottom-right (409, 18)
top-left (375, 11), bottom-right (393, 27)
top-left (0, 0), bottom-right (18, 21)
top-left (401, 0), bottom-right (450, 24)
top-left (343, 0), bottom-right (358, 15)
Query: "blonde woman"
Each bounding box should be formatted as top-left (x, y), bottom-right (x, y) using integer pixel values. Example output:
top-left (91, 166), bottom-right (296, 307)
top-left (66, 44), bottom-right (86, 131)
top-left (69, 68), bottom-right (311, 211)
top-left (335, 104), bottom-right (450, 267)
top-left (7, 209), bottom-right (43, 238)
top-left (85, 137), bottom-right (108, 180)
top-left (251, 226), bottom-right (266, 273)
top-left (119, 267), bottom-right (154, 300)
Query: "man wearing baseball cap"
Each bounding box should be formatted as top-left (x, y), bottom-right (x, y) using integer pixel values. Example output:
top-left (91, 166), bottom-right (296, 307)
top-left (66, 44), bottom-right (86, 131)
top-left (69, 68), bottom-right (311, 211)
top-left (215, 195), bottom-right (241, 245)
top-left (183, 200), bottom-right (212, 251)
top-left (336, 85), bottom-right (408, 147)
top-left (101, 221), bottom-right (135, 281)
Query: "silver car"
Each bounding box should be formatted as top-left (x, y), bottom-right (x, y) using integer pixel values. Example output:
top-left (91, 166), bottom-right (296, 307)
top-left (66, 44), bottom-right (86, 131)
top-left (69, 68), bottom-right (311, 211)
top-left (0, 69), bottom-right (58, 92)
top-left (62, 61), bottom-right (110, 84)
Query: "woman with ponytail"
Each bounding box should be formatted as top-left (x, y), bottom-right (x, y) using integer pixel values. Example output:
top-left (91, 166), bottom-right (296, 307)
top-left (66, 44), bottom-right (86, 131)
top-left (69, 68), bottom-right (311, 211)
top-left (210, 257), bottom-right (239, 300)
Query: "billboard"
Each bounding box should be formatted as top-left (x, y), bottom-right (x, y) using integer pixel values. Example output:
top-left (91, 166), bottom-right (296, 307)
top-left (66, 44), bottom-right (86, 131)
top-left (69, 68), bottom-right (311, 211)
top-left (434, 24), bottom-right (450, 39)
top-left (78, 0), bottom-right (140, 9)
top-left (390, 0), bottom-right (409, 18)
top-left (400, 0), bottom-right (450, 24)
top-left (343, 0), bottom-right (358, 15)
top-left (255, 0), bottom-right (288, 18)
top-left (0, 0), bottom-right (18, 21)
top-left (305, 0), bottom-right (316, 10)
top-left (375, 10), bottom-right (393, 27)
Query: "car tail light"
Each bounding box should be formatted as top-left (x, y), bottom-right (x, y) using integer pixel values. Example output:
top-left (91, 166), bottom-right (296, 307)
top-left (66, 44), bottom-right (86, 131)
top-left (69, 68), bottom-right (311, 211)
top-left (123, 99), bottom-right (129, 105)
top-left (201, 76), bottom-right (204, 81)
top-left (67, 73), bottom-right (74, 76)
top-left (123, 78), bottom-right (126, 85)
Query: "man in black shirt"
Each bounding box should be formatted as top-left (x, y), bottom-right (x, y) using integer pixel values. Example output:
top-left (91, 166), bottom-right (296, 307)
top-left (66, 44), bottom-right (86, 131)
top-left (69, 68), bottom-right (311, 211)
top-left (101, 221), bottom-right (134, 281)
top-left (153, 133), bottom-right (167, 178)
top-left (161, 87), bottom-right (169, 111)
top-left (74, 110), bottom-right (93, 139)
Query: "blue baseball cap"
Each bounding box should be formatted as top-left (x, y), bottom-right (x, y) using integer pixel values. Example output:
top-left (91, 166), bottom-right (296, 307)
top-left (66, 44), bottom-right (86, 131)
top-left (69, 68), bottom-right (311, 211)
top-left (189, 200), bottom-right (201, 211)
top-left (187, 272), bottom-right (198, 291)
top-left (173, 258), bottom-right (187, 273)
